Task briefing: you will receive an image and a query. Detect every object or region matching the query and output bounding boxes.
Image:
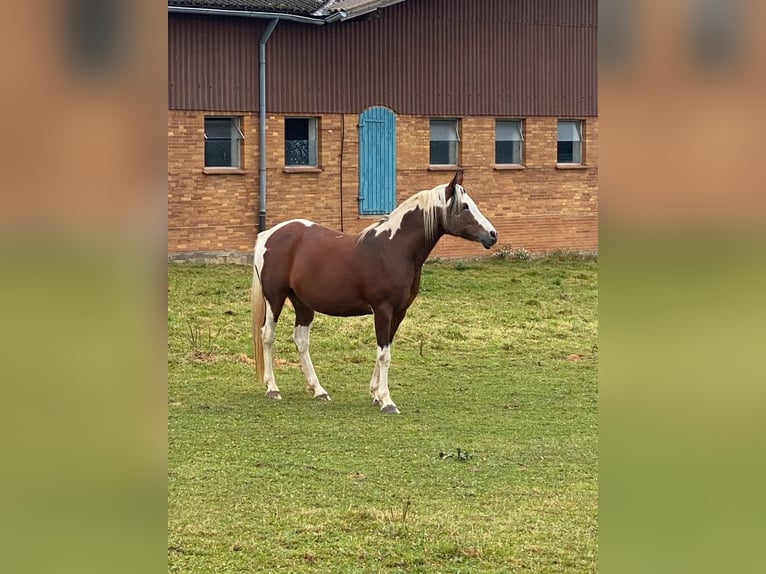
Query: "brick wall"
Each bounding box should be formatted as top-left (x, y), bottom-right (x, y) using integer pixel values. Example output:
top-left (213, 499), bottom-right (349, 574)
top-left (168, 110), bottom-right (260, 252)
top-left (168, 111), bottom-right (598, 258)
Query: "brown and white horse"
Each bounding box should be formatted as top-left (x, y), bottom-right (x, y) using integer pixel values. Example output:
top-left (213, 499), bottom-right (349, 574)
top-left (252, 171), bottom-right (497, 414)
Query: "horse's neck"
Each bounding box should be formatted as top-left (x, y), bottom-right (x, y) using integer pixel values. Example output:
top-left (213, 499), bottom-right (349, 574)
top-left (395, 212), bottom-right (443, 266)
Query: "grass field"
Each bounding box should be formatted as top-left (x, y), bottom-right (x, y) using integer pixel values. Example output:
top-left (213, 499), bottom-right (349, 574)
top-left (168, 254), bottom-right (598, 573)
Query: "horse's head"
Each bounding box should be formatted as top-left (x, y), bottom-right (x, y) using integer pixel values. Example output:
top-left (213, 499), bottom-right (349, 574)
top-left (442, 172), bottom-right (497, 249)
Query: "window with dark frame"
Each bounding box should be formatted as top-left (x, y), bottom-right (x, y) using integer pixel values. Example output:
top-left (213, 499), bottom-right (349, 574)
top-left (285, 117), bottom-right (318, 167)
top-left (430, 119), bottom-right (460, 165)
top-left (557, 120), bottom-right (584, 164)
top-left (204, 117), bottom-right (243, 168)
top-left (495, 119), bottom-right (524, 165)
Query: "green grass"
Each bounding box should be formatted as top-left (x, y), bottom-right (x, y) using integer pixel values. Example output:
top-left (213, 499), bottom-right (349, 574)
top-left (168, 256), bottom-right (598, 573)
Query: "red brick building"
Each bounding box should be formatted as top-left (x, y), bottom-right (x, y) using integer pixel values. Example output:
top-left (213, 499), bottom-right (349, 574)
top-left (168, 0), bottom-right (598, 261)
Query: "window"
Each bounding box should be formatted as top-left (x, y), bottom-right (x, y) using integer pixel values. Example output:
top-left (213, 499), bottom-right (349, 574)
top-left (204, 117), bottom-right (243, 168)
top-left (285, 117), bottom-right (318, 166)
top-left (557, 120), bottom-right (584, 164)
top-left (430, 119), bottom-right (460, 165)
top-left (495, 119), bottom-right (524, 165)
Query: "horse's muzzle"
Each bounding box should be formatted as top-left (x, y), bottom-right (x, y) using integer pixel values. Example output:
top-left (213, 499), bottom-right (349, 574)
top-left (481, 230), bottom-right (497, 249)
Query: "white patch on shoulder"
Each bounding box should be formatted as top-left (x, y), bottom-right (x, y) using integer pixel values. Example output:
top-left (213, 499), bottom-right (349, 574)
top-left (254, 219), bottom-right (315, 275)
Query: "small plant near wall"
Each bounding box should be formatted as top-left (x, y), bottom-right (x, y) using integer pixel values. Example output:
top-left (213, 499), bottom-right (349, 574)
top-left (493, 245), bottom-right (532, 261)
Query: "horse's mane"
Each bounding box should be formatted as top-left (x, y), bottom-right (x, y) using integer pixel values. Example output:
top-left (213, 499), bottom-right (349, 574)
top-left (358, 184), bottom-right (461, 244)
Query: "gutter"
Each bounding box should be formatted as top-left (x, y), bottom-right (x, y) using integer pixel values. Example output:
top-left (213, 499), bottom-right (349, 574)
top-left (168, 6), bottom-right (326, 25)
top-left (168, 6), bottom-right (346, 24)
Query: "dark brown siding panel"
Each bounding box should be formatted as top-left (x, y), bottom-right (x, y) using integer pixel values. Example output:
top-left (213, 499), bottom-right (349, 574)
top-left (267, 0), bottom-right (597, 116)
top-left (169, 15), bottom-right (263, 111)
top-left (169, 0), bottom-right (597, 116)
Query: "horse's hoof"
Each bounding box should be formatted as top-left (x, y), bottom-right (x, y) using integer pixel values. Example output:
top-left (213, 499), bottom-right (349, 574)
top-left (314, 393), bottom-right (332, 401)
top-left (265, 390), bottom-right (282, 400)
top-left (381, 404), bottom-right (400, 415)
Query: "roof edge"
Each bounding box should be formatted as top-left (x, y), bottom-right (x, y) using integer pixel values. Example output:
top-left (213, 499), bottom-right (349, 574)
top-left (168, 5), bottom-right (327, 24)
top-left (168, 1), bottom-right (408, 24)
top-left (322, 0), bottom-right (408, 21)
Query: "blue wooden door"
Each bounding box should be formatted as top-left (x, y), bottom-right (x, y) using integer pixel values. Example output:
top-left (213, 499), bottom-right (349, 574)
top-left (359, 106), bottom-right (396, 215)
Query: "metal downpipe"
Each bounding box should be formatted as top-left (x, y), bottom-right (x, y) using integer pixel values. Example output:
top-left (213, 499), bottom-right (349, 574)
top-left (258, 18), bottom-right (278, 233)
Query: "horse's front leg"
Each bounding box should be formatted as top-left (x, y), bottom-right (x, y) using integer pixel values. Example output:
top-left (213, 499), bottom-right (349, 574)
top-left (372, 307), bottom-right (399, 414)
top-left (370, 308), bottom-right (407, 408)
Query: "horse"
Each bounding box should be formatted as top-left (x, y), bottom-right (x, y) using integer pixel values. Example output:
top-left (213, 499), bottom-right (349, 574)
top-left (251, 171), bottom-right (497, 414)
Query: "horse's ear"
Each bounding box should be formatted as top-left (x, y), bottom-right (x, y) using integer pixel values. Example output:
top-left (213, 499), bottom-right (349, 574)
top-left (445, 170), bottom-right (463, 203)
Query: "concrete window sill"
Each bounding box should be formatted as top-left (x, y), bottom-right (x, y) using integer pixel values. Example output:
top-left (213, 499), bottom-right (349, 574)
top-left (494, 164), bottom-right (525, 170)
top-left (428, 165), bottom-right (462, 171)
top-left (283, 166), bottom-right (322, 173)
top-left (202, 167), bottom-right (246, 175)
top-left (555, 164), bottom-right (589, 170)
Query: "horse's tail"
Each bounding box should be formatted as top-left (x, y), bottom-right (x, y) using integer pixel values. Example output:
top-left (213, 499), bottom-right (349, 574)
top-left (251, 259), bottom-right (266, 389)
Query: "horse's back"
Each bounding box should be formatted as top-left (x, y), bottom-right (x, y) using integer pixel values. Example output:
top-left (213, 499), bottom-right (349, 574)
top-left (255, 219), bottom-right (375, 316)
top-left (256, 219), bottom-right (351, 259)
top-left (255, 218), bottom-right (316, 251)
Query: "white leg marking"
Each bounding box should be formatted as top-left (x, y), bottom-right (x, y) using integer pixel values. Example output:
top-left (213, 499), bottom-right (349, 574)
top-left (375, 345), bottom-right (398, 413)
top-left (293, 324), bottom-right (331, 400)
top-left (369, 362), bottom-right (380, 405)
top-left (262, 303), bottom-right (281, 398)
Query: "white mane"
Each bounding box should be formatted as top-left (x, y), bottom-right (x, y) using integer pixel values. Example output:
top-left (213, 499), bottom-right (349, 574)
top-left (359, 183), bottom-right (460, 243)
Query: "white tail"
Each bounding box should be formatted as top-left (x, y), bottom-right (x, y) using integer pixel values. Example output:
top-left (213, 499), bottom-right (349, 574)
top-left (251, 264), bottom-right (265, 388)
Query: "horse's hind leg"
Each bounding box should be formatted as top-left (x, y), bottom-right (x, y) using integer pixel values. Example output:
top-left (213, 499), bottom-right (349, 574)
top-left (290, 296), bottom-right (331, 401)
top-left (369, 362), bottom-right (381, 406)
top-left (262, 299), bottom-right (283, 399)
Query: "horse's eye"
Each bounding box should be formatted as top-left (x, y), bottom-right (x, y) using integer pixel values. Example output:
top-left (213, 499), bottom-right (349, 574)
top-left (462, 203), bottom-right (470, 211)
